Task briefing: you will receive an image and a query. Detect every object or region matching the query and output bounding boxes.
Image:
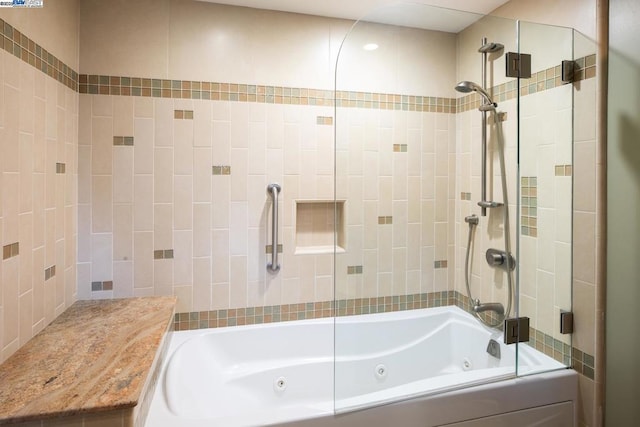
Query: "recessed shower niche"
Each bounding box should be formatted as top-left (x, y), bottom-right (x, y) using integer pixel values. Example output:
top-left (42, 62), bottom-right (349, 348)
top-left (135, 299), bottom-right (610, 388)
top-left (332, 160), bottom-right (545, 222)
top-left (294, 201), bottom-right (346, 255)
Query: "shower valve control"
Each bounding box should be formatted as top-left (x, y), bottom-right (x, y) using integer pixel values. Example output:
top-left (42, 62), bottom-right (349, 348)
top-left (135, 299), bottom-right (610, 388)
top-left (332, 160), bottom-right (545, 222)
top-left (485, 248), bottom-right (515, 271)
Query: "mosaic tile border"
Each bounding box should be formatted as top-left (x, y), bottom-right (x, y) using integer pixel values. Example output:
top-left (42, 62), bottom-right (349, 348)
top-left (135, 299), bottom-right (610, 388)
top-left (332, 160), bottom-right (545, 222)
top-left (78, 75), bottom-right (458, 113)
top-left (572, 347), bottom-right (595, 380)
top-left (1, 14), bottom-right (595, 116)
top-left (79, 55), bottom-right (595, 113)
top-left (173, 291), bottom-right (456, 330)
top-left (521, 176), bottom-right (538, 237)
top-left (0, 18), bottom-right (78, 91)
top-left (527, 326), bottom-right (572, 366)
top-left (172, 289), bottom-right (592, 379)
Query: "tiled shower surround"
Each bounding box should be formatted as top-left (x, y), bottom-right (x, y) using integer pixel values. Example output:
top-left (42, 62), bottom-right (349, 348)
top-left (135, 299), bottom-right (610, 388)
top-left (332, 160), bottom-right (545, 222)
top-left (0, 16), bottom-right (78, 363)
top-left (0, 4), bottom-right (599, 416)
top-left (76, 67), bottom-right (594, 374)
top-left (77, 94), bottom-right (457, 311)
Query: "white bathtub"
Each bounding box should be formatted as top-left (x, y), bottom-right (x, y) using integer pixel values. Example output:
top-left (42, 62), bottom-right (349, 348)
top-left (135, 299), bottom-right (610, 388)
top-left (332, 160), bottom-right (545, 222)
top-left (145, 306), bottom-right (577, 427)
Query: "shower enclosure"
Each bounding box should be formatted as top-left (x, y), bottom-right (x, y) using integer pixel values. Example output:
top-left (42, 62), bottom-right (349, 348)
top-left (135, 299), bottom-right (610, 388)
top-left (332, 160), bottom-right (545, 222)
top-left (333, 2), bottom-right (577, 412)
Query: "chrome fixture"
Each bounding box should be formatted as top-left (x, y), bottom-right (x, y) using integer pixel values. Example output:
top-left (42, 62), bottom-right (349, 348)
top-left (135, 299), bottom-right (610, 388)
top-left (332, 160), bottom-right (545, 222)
top-left (486, 339), bottom-right (501, 359)
top-left (454, 38), bottom-right (503, 217)
top-left (473, 301), bottom-right (505, 315)
top-left (454, 81), bottom-right (497, 108)
top-left (459, 38), bottom-right (514, 329)
top-left (267, 183), bottom-right (281, 272)
top-left (486, 248), bottom-right (516, 271)
top-left (478, 41), bottom-right (504, 53)
top-left (464, 214), bottom-right (479, 226)
top-left (477, 200), bottom-right (503, 209)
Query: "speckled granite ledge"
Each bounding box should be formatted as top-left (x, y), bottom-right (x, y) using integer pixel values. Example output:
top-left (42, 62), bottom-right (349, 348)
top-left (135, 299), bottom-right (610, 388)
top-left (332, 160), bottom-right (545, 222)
top-left (0, 297), bottom-right (176, 425)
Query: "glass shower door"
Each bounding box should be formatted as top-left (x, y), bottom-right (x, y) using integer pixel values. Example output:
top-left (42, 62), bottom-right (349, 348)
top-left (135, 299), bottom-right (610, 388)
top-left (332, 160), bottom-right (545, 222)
top-left (516, 20), bottom-right (575, 373)
top-left (333, 2), bottom-right (521, 414)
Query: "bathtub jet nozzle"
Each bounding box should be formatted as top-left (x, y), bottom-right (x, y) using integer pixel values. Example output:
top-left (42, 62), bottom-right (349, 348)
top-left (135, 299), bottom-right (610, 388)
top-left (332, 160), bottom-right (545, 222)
top-left (473, 301), bottom-right (505, 316)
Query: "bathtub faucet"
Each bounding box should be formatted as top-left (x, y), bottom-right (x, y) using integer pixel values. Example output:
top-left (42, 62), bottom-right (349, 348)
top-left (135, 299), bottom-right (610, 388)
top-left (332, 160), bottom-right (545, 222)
top-left (473, 301), bottom-right (505, 316)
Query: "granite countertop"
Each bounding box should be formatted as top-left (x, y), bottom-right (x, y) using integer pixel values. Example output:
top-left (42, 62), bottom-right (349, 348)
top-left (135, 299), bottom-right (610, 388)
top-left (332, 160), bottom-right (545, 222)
top-left (0, 297), bottom-right (176, 424)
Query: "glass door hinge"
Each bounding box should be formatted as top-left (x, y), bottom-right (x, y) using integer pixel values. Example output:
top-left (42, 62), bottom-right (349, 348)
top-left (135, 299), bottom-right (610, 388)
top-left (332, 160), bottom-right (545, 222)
top-left (560, 311), bottom-right (574, 334)
top-left (504, 317), bottom-right (530, 344)
top-left (505, 52), bottom-right (532, 78)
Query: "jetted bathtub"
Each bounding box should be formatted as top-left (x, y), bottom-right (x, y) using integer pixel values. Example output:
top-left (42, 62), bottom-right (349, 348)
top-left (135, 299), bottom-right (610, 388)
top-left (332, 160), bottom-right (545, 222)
top-left (145, 306), bottom-right (577, 427)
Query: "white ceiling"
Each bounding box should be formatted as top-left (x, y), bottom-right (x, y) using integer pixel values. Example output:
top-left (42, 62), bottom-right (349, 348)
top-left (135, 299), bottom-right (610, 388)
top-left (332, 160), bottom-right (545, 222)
top-left (196, 0), bottom-right (511, 32)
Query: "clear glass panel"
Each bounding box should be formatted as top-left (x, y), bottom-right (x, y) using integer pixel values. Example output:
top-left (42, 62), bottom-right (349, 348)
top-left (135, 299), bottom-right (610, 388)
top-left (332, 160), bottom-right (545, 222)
top-left (334, 2), bottom-right (522, 414)
top-left (517, 20), bottom-right (577, 374)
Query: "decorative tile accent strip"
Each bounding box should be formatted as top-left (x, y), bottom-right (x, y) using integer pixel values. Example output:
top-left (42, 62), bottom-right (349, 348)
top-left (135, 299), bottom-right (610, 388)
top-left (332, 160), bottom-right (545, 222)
top-left (555, 165), bottom-right (573, 176)
top-left (174, 110), bottom-right (194, 120)
top-left (316, 116), bottom-right (333, 125)
top-left (212, 165), bottom-right (231, 175)
top-left (173, 290), bottom-right (594, 380)
top-left (572, 348), bottom-right (595, 380)
top-left (80, 76), bottom-right (334, 106)
top-left (113, 136), bottom-right (134, 146)
top-left (347, 266), bottom-right (364, 274)
top-left (153, 249), bottom-right (174, 260)
top-left (434, 260), bottom-right (448, 269)
top-left (460, 192), bottom-right (471, 200)
top-left (44, 265), bottom-right (56, 281)
top-left (336, 92), bottom-right (456, 113)
top-left (55, 162), bottom-right (66, 174)
top-left (90, 280), bottom-right (113, 291)
top-left (2, 242), bottom-right (19, 260)
top-left (377, 216), bottom-right (393, 225)
top-left (173, 291), bottom-right (456, 330)
top-left (527, 327), bottom-right (572, 367)
top-left (574, 54), bottom-right (597, 82)
top-left (1, 19), bottom-right (592, 115)
top-left (393, 144), bottom-right (408, 152)
top-left (521, 176), bottom-right (538, 237)
top-left (78, 75), bottom-right (458, 113)
top-left (0, 18), bottom-right (78, 91)
top-left (457, 54), bottom-right (596, 113)
top-left (265, 244), bottom-right (283, 254)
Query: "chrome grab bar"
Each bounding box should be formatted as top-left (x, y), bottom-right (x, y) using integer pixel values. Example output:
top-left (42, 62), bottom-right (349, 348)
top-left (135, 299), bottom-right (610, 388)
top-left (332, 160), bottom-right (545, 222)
top-left (267, 183), bottom-right (281, 272)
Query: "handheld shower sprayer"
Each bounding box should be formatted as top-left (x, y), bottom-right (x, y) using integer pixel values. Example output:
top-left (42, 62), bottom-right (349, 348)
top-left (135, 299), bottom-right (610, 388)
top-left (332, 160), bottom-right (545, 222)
top-left (454, 81), bottom-right (497, 108)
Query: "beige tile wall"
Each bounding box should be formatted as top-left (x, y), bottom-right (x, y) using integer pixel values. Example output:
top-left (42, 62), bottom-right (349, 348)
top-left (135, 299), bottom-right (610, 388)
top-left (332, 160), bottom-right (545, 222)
top-left (76, 1), bottom-right (460, 312)
top-left (0, 0), bottom-right (80, 70)
top-left (518, 80), bottom-right (573, 348)
top-left (334, 108), bottom-right (456, 301)
top-left (0, 28), bottom-right (78, 363)
top-left (78, 94), bottom-right (456, 312)
top-left (79, 0), bottom-right (457, 97)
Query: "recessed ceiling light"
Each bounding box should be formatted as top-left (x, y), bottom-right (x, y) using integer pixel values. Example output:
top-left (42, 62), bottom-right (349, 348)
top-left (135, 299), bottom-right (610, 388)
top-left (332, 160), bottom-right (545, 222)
top-left (363, 43), bottom-right (379, 51)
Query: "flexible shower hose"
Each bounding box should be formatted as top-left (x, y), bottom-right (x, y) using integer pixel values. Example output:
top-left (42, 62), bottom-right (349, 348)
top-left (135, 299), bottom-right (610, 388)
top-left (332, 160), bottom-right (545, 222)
top-left (464, 112), bottom-right (513, 328)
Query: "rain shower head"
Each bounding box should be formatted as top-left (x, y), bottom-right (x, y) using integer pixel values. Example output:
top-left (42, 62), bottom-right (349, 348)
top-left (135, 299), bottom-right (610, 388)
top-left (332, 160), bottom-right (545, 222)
top-left (455, 81), bottom-right (496, 107)
top-left (478, 42), bottom-right (504, 53)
